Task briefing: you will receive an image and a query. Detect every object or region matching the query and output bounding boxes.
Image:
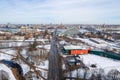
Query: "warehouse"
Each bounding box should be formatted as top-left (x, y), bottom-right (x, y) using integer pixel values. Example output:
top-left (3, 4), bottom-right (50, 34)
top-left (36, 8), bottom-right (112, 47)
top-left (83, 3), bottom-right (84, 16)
top-left (63, 45), bottom-right (91, 55)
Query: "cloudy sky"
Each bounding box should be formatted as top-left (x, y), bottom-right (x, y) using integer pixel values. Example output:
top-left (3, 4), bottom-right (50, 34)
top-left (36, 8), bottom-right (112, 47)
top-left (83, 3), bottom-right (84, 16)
top-left (0, 0), bottom-right (120, 24)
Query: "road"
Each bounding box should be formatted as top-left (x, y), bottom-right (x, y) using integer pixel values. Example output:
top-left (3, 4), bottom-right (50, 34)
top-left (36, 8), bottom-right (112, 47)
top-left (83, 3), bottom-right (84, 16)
top-left (48, 29), bottom-right (62, 80)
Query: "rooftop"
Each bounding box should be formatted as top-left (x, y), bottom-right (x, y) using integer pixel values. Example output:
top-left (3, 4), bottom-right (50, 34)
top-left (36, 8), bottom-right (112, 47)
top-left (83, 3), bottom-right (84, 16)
top-left (64, 45), bottom-right (87, 50)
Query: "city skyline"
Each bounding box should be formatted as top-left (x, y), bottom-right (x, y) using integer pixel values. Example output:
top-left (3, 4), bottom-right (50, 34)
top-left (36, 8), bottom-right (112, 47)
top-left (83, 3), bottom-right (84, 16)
top-left (0, 0), bottom-right (120, 24)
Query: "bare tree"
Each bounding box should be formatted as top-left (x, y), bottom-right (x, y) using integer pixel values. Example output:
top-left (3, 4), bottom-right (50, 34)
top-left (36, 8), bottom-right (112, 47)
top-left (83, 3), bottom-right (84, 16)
top-left (0, 48), bottom-right (47, 80)
top-left (107, 69), bottom-right (120, 80)
top-left (90, 68), bottom-right (105, 80)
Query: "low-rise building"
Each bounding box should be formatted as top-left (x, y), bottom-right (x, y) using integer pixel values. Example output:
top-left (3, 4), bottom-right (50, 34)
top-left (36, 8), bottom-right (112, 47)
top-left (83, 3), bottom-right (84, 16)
top-left (63, 45), bottom-right (91, 55)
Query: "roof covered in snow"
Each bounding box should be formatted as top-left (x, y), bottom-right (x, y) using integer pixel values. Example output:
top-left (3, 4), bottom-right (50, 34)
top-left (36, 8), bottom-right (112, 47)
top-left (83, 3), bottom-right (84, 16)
top-left (64, 45), bottom-right (87, 50)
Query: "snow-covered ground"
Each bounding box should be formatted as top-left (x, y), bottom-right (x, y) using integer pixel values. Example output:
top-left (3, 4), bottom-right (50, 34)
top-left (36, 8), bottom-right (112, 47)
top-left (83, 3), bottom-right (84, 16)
top-left (0, 49), bottom-right (16, 60)
top-left (66, 54), bottom-right (120, 79)
top-left (0, 64), bottom-right (16, 80)
top-left (76, 38), bottom-right (108, 49)
top-left (75, 37), bottom-right (120, 51)
top-left (80, 54), bottom-right (120, 74)
top-left (0, 46), bottom-right (49, 79)
top-left (37, 44), bottom-right (50, 51)
top-left (38, 60), bottom-right (48, 69)
top-left (38, 60), bottom-right (48, 78)
top-left (20, 64), bottom-right (30, 75)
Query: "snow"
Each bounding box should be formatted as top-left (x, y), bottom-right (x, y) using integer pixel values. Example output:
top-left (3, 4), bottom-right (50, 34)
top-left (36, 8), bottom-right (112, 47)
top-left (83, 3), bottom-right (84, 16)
top-left (37, 45), bottom-right (43, 48)
top-left (43, 45), bottom-right (50, 50)
top-left (38, 60), bottom-right (48, 69)
top-left (68, 69), bottom-right (91, 79)
top-left (0, 64), bottom-right (16, 80)
top-left (79, 29), bottom-right (89, 34)
top-left (66, 54), bottom-right (120, 78)
top-left (25, 38), bottom-right (49, 44)
top-left (59, 40), bottom-right (68, 45)
top-left (76, 38), bottom-right (108, 49)
top-left (37, 60), bottom-right (48, 78)
top-left (37, 44), bottom-right (50, 50)
top-left (80, 54), bottom-right (120, 74)
top-left (36, 39), bottom-right (49, 42)
top-left (64, 45), bottom-right (87, 50)
top-left (21, 49), bottom-right (27, 58)
top-left (90, 38), bottom-right (106, 44)
top-left (20, 64), bottom-right (30, 75)
top-left (0, 49), bottom-right (30, 78)
top-left (0, 49), bottom-right (16, 60)
top-left (75, 37), bottom-right (120, 51)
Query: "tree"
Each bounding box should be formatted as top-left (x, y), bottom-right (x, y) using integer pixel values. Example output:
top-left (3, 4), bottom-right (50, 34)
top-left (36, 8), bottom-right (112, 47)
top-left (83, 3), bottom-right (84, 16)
top-left (107, 69), bottom-right (120, 80)
top-left (90, 68), bottom-right (105, 80)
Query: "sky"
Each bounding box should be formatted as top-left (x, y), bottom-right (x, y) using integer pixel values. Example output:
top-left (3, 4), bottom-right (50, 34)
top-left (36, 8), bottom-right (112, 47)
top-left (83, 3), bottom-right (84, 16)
top-left (0, 0), bottom-right (120, 24)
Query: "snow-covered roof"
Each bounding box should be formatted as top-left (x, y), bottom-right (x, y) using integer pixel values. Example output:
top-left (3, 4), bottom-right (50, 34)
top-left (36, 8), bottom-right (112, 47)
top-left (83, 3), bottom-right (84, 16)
top-left (0, 50), bottom-right (16, 60)
top-left (64, 45), bottom-right (87, 50)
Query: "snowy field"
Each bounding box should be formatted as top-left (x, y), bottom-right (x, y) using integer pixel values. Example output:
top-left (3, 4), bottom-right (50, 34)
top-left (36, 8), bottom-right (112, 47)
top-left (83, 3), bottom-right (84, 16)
top-left (66, 54), bottom-right (120, 79)
top-left (0, 47), bottom-right (49, 80)
top-left (0, 64), bottom-right (16, 80)
top-left (80, 54), bottom-right (120, 74)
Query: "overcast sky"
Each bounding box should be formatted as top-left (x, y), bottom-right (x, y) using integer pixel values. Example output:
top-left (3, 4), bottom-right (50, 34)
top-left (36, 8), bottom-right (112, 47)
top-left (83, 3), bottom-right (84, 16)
top-left (0, 0), bottom-right (120, 24)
